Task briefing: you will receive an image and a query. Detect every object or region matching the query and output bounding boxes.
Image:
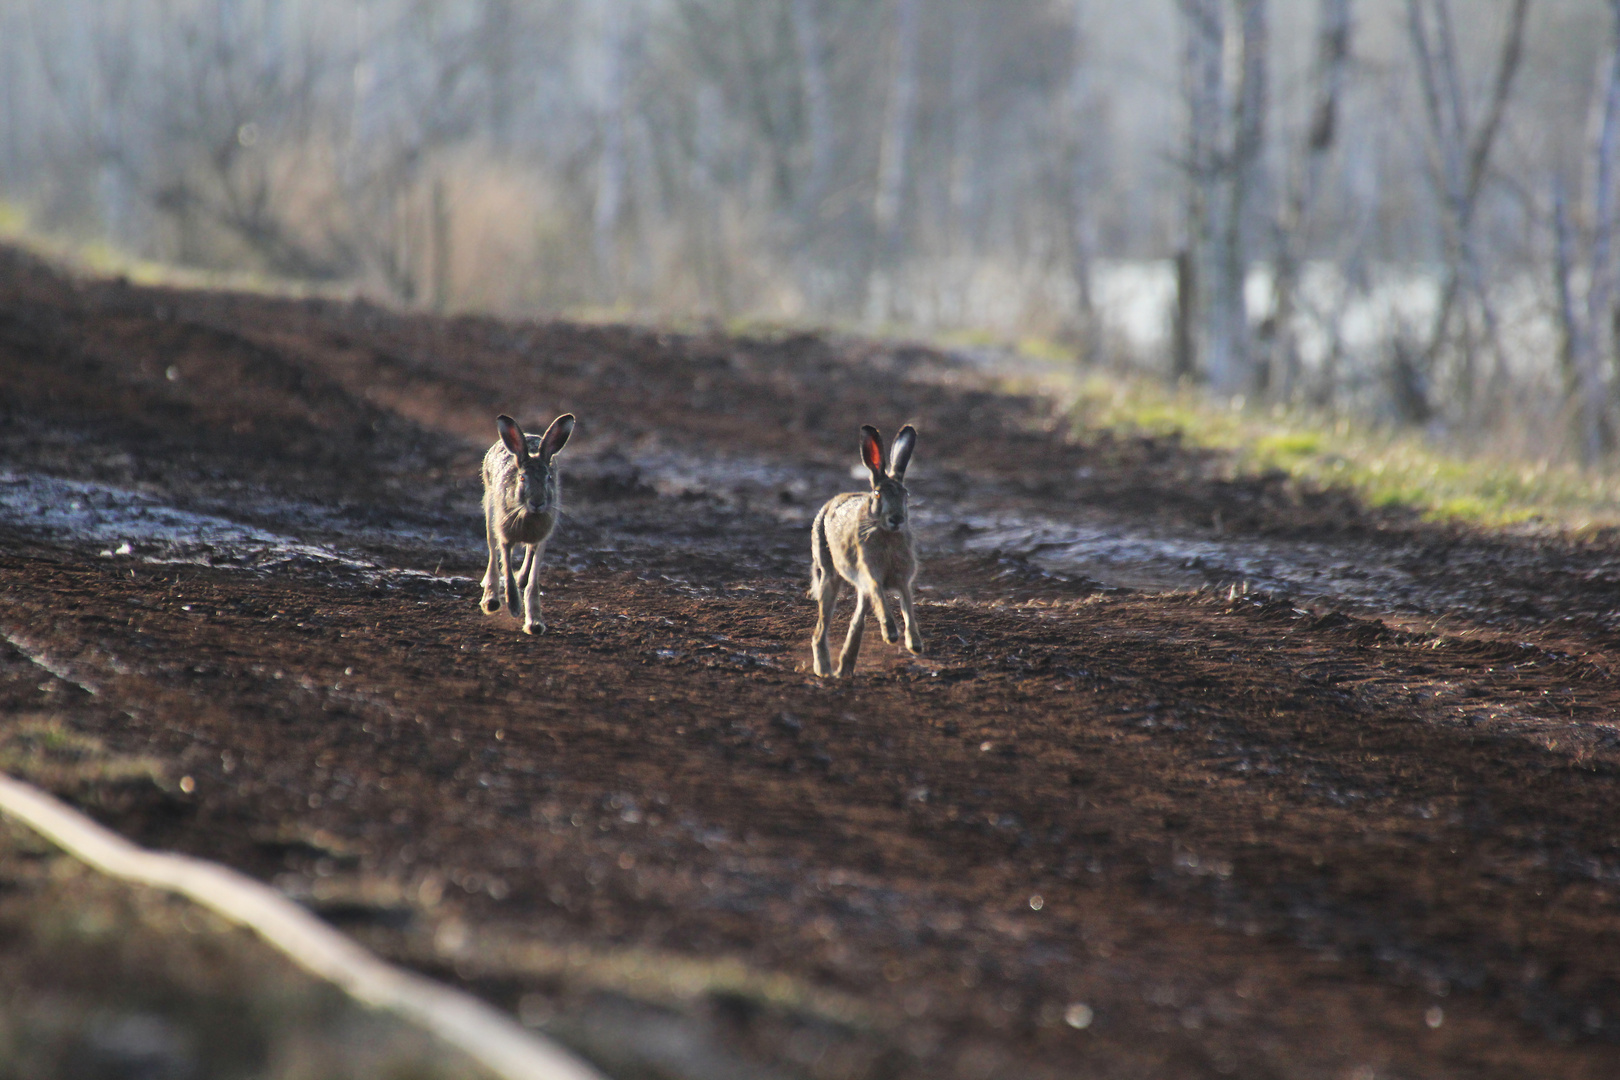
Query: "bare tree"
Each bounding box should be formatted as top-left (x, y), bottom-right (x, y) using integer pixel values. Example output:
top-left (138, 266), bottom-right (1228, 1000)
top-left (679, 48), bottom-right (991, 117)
top-left (1062, 0), bottom-right (1099, 355)
top-left (1403, 0), bottom-right (1530, 424)
top-left (1552, 0), bottom-right (1620, 465)
top-left (1177, 0), bottom-right (1225, 383)
top-left (1213, 0), bottom-right (1267, 396)
top-left (1269, 0), bottom-right (1352, 402)
top-left (1177, 0), bottom-right (1268, 397)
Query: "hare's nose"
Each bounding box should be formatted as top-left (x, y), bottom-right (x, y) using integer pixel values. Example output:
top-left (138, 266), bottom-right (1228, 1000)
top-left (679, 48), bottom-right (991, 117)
top-left (887, 514), bottom-right (903, 527)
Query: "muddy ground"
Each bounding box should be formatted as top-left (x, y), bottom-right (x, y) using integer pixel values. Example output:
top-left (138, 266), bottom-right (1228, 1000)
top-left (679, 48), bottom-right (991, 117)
top-left (4, 245), bottom-right (1620, 1078)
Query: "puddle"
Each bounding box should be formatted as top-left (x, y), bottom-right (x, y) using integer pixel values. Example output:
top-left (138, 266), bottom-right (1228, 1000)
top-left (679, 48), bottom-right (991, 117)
top-left (0, 472), bottom-right (470, 585)
top-left (958, 511), bottom-right (1429, 611)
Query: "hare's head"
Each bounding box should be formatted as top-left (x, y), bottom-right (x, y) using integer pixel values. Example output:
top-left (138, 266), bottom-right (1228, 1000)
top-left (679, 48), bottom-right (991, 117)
top-left (860, 424), bottom-right (916, 532)
top-left (497, 413), bottom-right (575, 514)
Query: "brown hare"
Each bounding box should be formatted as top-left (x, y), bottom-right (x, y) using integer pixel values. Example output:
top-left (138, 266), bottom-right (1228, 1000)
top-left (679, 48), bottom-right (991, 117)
top-left (480, 413), bottom-right (574, 634)
top-left (809, 424), bottom-right (922, 677)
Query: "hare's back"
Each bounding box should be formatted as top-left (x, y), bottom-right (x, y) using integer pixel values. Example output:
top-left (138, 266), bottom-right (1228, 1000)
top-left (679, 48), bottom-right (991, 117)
top-left (482, 441), bottom-right (520, 490)
top-left (818, 491), bottom-right (871, 549)
top-left (818, 491), bottom-right (867, 521)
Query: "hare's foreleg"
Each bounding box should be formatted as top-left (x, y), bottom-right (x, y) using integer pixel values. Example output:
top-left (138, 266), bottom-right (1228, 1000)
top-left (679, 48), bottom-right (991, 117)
top-left (812, 573), bottom-right (842, 677)
top-left (500, 541), bottom-right (522, 616)
top-left (480, 503), bottom-right (502, 613)
top-left (836, 589), bottom-right (870, 678)
top-left (859, 560), bottom-right (897, 643)
top-left (520, 542), bottom-right (547, 635)
top-left (896, 579), bottom-right (924, 655)
top-left (873, 585), bottom-right (899, 644)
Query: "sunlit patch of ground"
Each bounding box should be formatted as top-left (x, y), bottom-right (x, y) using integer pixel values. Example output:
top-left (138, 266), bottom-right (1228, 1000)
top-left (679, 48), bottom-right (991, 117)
top-left (1056, 372), bottom-right (1620, 529)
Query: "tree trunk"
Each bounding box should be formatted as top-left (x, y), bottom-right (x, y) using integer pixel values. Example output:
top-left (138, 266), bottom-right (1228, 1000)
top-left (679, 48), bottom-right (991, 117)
top-left (1174, 247), bottom-right (1197, 381)
top-left (1557, 0), bottom-right (1620, 465)
top-left (1405, 0), bottom-right (1529, 423)
top-left (1209, 0), bottom-right (1267, 398)
top-left (430, 173), bottom-right (451, 314)
top-left (1270, 0), bottom-right (1351, 402)
top-left (1180, 0), bottom-right (1226, 384)
top-left (1065, 0), bottom-right (1098, 356)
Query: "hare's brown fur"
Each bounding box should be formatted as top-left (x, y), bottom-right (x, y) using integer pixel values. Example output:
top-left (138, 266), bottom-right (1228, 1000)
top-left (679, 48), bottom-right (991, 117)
top-left (480, 413), bottom-right (574, 635)
top-left (809, 425), bottom-right (922, 677)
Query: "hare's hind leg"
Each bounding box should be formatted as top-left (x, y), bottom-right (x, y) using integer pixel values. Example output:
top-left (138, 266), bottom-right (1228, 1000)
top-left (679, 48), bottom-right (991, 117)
top-left (480, 501), bottom-right (502, 613)
top-left (896, 579), bottom-right (924, 655)
top-left (835, 589), bottom-right (870, 678)
top-left (812, 573), bottom-right (842, 676)
top-left (520, 542), bottom-right (547, 635)
top-left (809, 508), bottom-right (840, 676)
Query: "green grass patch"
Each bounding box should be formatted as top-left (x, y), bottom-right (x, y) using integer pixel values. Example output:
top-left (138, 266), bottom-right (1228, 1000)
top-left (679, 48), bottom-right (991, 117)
top-left (1060, 373), bottom-right (1620, 529)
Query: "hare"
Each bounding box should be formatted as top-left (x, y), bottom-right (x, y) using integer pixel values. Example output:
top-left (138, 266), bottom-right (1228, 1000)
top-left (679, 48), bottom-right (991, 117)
top-left (480, 413), bottom-right (575, 634)
top-left (809, 424), bottom-right (922, 677)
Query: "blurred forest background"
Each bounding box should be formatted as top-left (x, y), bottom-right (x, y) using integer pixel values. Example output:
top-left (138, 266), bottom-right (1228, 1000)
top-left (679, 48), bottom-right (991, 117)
top-left (1, 0), bottom-right (1617, 463)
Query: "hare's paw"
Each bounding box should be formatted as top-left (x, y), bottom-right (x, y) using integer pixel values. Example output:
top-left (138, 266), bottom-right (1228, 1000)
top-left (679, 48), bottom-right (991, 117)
top-left (523, 619), bottom-right (547, 636)
top-left (905, 630), bottom-right (924, 655)
top-left (481, 594), bottom-right (501, 614)
top-left (810, 632), bottom-right (835, 677)
top-left (881, 618), bottom-right (899, 644)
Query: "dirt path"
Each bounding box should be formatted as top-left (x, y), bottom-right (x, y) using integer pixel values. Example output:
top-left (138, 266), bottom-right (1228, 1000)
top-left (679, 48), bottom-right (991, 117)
top-left (4, 246), bottom-right (1620, 1078)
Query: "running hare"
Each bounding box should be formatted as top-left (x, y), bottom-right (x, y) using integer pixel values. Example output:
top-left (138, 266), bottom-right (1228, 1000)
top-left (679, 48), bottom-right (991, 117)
top-left (809, 424), bottom-right (922, 677)
top-left (480, 413), bottom-right (574, 634)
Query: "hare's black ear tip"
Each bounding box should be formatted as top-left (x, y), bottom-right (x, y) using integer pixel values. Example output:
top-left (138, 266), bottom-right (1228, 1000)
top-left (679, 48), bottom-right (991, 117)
top-left (496, 413), bottom-right (517, 429)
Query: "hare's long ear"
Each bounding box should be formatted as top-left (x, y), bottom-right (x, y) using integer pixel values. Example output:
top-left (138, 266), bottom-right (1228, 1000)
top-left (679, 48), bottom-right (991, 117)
top-left (496, 415), bottom-right (528, 459)
top-left (539, 413), bottom-right (575, 461)
top-left (889, 425), bottom-right (916, 481)
top-left (860, 425), bottom-right (885, 486)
